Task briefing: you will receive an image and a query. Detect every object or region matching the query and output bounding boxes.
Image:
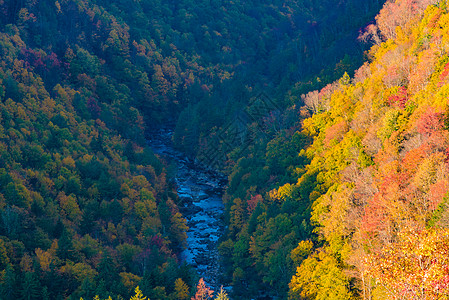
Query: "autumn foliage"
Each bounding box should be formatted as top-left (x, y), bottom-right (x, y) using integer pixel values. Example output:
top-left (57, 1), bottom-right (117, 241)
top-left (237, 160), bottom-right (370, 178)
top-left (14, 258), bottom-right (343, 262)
top-left (281, 1), bottom-right (449, 299)
top-left (192, 278), bottom-right (214, 300)
top-left (364, 229), bottom-right (449, 299)
top-left (4, 0), bottom-right (449, 299)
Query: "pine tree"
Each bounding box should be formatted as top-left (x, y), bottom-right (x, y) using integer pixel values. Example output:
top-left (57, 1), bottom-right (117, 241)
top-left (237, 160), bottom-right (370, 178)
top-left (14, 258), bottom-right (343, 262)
top-left (214, 286), bottom-right (229, 300)
top-left (1, 264), bottom-right (18, 300)
top-left (173, 278), bottom-right (189, 300)
top-left (79, 278), bottom-right (95, 300)
top-left (57, 226), bottom-right (73, 261)
top-left (97, 250), bottom-right (119, 288)
top-left (41, 287), bottom-right (50, 300)
top-left (95, 279), bottom-right (108, 299)
top-left (21, 271), bottom-right (41, 300)
top-left (130, 286), bottom-right (147, 300)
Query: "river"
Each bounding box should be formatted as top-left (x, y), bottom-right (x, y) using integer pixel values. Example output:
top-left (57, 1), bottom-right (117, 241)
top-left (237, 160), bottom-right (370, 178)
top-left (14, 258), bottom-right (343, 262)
top-left (148, 128), bottom-right (227, 289)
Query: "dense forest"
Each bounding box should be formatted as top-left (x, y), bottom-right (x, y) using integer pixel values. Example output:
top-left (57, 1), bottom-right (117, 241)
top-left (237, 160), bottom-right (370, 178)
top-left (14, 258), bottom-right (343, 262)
top-left (212, 0), bottom-right (449, 299)
top-left (3, 0), bottom-right (449, 299)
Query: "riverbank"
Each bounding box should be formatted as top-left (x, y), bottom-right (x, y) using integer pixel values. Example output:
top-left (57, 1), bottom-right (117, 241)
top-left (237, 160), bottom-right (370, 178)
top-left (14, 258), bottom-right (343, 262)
top-left (148, 128), bottom-right (226, 289)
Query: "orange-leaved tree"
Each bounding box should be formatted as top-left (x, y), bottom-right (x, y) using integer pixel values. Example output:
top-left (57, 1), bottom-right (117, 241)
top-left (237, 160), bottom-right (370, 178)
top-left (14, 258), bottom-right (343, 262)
top-left (192, 278), bottom-right (214, 300)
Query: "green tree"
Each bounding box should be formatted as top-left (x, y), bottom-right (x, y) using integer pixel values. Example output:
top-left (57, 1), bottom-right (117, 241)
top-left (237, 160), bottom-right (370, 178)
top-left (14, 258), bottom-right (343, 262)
top-left (21, 271), bottom-right (41, 300)
top-left (97, 250), bottom-right (119, 292)
top-left (41, 287), bottom-right (50, 300)
top-left (1, 264), bottom-right (18, 300)
top-left (229, 198), bottom-right (246, 237)
top-left (57, 226), bottom-right (74, 261)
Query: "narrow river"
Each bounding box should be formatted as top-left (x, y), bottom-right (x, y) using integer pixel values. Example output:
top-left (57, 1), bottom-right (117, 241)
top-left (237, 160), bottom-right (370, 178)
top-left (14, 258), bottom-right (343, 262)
top-left (148, 128), bottom-right (226, 289)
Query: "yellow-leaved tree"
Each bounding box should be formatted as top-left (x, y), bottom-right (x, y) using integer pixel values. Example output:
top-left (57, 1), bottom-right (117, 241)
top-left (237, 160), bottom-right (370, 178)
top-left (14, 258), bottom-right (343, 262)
top-left (130, 286), bottom-right (148, 300)
top-left (364, 228), bottom-right (449, 300)
top-left (289, 249), bottom-right (353, 300)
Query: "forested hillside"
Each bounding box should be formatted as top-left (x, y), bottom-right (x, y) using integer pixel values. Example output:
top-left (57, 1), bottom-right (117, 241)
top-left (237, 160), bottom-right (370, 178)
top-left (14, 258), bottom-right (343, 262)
top-left (215, 0), bottom-right (449, 299)
top-left (0, 8), bottom-right (194, 300)
top-left (292, 1), bottom-right (449, 298)
top-left (0, 0), bottom-right (211, 299)
top-left (172, 0), bottom-right (386, 157)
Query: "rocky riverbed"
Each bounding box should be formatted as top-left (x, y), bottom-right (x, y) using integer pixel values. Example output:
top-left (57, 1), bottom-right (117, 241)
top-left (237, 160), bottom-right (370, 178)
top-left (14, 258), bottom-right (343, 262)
top-left (148, 128), bottom-right (226, 289)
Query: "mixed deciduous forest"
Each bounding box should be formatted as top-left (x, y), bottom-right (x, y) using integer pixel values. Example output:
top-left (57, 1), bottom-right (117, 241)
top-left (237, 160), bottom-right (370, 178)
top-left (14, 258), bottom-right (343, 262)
top-left (2, 0), bottom-right (449, 299)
